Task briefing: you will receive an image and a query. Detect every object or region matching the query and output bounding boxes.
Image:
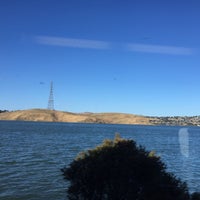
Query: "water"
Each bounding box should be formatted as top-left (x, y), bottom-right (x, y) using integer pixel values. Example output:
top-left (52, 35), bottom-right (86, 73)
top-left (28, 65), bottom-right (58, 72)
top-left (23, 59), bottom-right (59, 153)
top-left (0, 121), bottom-right (200, 199)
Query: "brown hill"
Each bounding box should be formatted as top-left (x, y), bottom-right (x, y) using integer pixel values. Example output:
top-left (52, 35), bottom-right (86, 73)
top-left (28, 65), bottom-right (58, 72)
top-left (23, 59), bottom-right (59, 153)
top-left (0, 109), bottom-right (152, 125)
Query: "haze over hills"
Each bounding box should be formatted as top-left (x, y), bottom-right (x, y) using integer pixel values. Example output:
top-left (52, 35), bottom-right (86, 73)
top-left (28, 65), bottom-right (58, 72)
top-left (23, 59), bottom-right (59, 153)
top-left (0, 109), bottom-right (200, 126)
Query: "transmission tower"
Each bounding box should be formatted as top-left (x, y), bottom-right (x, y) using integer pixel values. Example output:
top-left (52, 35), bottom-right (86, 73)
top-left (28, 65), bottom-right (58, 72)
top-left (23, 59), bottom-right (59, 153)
top-left (47, 81), bottom-right (54, 110)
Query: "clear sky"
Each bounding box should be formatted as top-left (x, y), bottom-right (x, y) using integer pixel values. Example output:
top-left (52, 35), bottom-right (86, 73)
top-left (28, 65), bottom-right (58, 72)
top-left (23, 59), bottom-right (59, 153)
top-left (1, 0), bottom-right (200, 116)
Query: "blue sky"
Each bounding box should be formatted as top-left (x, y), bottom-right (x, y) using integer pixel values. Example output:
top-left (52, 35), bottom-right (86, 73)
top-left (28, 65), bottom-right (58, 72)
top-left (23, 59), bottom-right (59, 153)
top-left (1, 0), bottom-right (200, 116)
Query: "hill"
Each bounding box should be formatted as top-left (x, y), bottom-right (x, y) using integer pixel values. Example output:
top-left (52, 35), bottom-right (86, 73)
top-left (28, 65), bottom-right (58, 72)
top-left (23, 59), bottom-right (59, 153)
top-left (0, 109), bottom-right (151, 125)
top-left (0, 109), bottom-right (200, 126)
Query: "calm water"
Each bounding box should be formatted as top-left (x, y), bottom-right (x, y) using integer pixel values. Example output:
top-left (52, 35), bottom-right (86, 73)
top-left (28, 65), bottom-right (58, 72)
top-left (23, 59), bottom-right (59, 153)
top-left (0, 121), bottom-right (200, 199)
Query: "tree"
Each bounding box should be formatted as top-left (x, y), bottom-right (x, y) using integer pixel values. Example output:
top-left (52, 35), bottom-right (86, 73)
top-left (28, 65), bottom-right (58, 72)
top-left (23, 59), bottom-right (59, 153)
top-left (0, 110), bottom-right (8, 113)
top-left (191, 192), bottom-right (200, 200)
top-left (62, 135), bottom-right (190, 200)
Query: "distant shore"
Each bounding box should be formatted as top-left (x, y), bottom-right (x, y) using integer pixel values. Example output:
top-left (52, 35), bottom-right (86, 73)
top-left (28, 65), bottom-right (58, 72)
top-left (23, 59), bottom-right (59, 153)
top-left (0, 109), bottom-right (200, 126)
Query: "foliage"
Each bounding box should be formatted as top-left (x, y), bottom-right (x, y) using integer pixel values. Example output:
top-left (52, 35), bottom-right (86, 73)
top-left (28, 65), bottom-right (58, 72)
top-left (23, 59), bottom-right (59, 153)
top-left (62, 134), bottom-right (191, 200)
top-left (0, 110), bottom-right (8, 113)
top-left (191, 192), bottom-right (200, 200)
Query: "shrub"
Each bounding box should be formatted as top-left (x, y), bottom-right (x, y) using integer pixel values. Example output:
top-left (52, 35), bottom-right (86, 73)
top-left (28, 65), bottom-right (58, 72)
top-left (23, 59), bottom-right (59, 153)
top-left (62, 135), bottom-right (190, 200)
top-left (191, 192), bottom-right (200, 200)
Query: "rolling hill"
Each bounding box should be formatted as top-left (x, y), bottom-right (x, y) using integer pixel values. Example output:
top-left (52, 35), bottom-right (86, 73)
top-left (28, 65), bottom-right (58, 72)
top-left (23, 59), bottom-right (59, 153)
top-left (0, 109), bottom-right (200, 126)
top-left (0, 109), bottom-right (152, 125)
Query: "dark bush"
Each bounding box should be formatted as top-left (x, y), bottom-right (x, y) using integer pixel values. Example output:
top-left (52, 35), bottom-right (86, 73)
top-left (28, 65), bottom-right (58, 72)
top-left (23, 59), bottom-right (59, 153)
top-left (0, 110), bottom-right (8, 113)
top-left (62, 135), bottom-right (191, 200)
top-left (191, 192), bottom-right (200, 200)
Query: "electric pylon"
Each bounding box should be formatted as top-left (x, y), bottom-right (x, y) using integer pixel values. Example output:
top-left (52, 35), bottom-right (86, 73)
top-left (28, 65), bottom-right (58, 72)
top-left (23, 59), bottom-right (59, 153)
top-left (47, 81), bottom-right (54, 110)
